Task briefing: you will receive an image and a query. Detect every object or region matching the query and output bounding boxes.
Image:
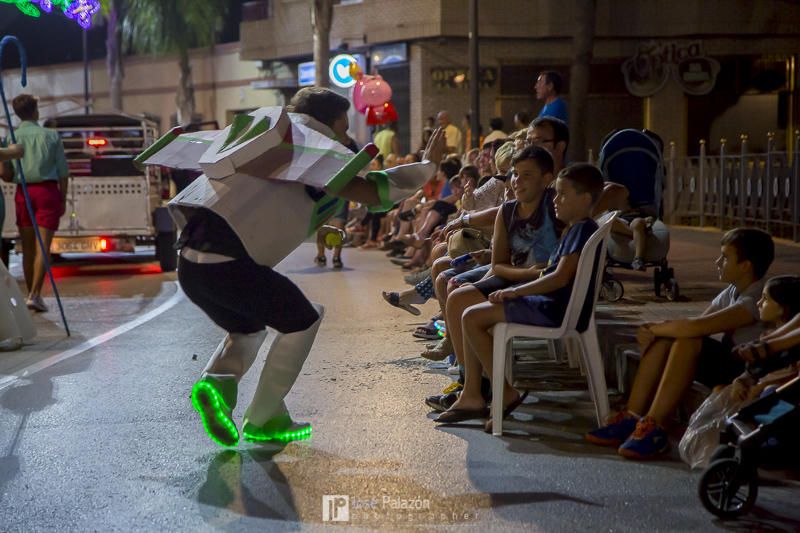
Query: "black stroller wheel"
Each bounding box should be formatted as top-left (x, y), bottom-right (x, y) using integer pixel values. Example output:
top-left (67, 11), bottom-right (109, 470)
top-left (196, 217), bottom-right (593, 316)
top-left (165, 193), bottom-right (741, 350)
top-left (709, 444), bottom-right (736, 464)
top-left (698, 458), bottom-right (758, 519)
top-left (602, 279), bottom-right (624, 302)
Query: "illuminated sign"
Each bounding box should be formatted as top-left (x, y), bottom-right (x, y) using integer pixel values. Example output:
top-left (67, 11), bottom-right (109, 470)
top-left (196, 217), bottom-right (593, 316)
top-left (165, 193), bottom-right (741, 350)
top-left (329, 54), bottom-right (358, 88)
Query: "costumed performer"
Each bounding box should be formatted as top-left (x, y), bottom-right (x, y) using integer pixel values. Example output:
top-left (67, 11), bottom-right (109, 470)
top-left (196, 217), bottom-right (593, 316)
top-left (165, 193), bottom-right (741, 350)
top-left (136, 87), bottom-right (446, 447)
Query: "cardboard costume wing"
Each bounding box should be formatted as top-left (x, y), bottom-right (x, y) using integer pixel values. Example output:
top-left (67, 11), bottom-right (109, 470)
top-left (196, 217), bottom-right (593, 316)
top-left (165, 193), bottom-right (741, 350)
top-left (135, 107), bottom-right (369, 191)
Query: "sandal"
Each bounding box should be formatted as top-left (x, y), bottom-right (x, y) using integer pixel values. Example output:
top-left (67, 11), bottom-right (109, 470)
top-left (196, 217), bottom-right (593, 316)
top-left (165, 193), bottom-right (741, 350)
top-left (435, 407), bottom-right (489, 423)
top-left (381, 291), bottom-right (421, 316)
top-left (413, 323), bottom-right (440, 340)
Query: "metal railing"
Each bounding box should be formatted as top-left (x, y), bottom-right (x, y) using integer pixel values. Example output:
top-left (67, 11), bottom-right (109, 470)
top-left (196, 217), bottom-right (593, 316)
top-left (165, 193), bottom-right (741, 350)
top-left (665, 131), bottom-right (800, 242)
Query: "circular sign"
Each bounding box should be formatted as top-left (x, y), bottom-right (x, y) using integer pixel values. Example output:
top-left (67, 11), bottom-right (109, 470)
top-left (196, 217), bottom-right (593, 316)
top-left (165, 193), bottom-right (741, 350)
top-left (329, 54), bottom-right (358, 88)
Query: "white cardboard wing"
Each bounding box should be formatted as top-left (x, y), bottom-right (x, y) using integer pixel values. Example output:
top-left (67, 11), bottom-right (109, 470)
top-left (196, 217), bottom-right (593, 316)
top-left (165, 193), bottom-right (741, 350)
top-left (139, 129), bottom-right (220, 171)
top-left (140, 107), bottom-right (358, 190)
top-left (197, 108), bottom-right (356, 189)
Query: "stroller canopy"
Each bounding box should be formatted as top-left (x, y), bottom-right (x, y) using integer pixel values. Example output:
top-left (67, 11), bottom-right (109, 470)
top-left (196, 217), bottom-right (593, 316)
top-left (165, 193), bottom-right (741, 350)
top-left (598, 129), bottom-right (664, 218)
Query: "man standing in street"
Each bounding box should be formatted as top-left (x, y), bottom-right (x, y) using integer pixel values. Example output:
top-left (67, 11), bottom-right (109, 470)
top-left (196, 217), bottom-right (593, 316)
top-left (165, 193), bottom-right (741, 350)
top-left (535, 71), bottom-right (568, 123)
top-left (9, 94), bottom-right (69, 312)
top-left (437, 110), bottom-right (463, 155)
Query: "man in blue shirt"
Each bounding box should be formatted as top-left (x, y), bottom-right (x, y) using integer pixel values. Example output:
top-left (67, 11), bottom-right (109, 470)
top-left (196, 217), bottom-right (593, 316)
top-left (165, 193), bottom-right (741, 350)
top-left (535, 71), bottom-right (568, 123)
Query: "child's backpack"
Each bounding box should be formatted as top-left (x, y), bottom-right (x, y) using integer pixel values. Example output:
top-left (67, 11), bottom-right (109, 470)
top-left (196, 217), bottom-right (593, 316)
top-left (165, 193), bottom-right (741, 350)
top-left (597, 128), bottom-right (665, 219)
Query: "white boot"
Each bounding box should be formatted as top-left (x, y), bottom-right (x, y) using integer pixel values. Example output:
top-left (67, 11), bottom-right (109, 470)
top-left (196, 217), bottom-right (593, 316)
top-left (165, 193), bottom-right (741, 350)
top-left (243, 303), bottom-right (324, 427)
top-left (202, 330), bottom-right (268, 380)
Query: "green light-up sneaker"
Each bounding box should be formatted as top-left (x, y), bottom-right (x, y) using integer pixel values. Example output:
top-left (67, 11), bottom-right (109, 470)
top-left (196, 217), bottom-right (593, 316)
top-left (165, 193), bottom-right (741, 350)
top-left (191, 374), bottom-right (239, 447)
top-left (242, 413), bottom-right (312, 443)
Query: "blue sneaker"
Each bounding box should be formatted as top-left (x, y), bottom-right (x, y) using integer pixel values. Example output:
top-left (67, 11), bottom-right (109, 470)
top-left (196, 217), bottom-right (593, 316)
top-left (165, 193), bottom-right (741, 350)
top-left (618, 416), bottom-right (669, 459)
top-left (585, 412), bottom-right (638, 447)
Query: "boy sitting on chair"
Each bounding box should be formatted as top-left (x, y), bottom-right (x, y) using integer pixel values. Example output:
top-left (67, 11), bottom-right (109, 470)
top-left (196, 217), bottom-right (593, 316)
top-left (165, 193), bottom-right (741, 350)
top-left (435, 163), bottom-right (605, 428)
top-left (586, 227), bottom-right (774, 459)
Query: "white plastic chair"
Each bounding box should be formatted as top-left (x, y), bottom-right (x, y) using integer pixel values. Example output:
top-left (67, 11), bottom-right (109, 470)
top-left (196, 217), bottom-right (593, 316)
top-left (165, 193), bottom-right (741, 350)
top-left (490, 213), bottom-right (617, 435)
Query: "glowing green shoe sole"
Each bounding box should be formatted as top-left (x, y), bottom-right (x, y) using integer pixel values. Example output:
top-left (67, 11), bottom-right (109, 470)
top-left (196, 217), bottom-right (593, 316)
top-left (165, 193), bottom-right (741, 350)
top-left (242, 413), bottom-right (312, 443)
top-left (191, 375), bottom-right (239, 447)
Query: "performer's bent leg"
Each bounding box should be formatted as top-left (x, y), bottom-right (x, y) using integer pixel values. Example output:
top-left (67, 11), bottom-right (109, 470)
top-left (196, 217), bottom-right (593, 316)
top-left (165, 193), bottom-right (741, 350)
top-left (202, 330), bottom-right (268, 380)
top-left (244, 303), bottom-right (325, 429)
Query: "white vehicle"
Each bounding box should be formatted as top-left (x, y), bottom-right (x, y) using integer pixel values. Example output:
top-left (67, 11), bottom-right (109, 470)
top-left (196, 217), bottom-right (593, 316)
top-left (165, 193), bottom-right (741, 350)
top-left (1, 113), bottom-right (178, 271)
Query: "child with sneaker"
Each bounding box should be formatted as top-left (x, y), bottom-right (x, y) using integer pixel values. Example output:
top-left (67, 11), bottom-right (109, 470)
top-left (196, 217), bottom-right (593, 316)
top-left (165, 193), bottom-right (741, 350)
top-left (586, 227), bottom-right (775, 459)
top-left (436, 162), bottom-right (604, 424)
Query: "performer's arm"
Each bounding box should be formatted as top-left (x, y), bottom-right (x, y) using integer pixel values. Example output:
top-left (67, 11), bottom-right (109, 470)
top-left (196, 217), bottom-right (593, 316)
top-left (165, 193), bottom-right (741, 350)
top-left (325, 128), bottom-right (447, 208)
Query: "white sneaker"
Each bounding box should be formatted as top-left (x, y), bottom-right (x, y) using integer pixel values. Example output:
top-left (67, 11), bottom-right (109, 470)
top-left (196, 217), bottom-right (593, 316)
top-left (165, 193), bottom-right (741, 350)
top-left (26, 295), bottom-right (48, 313)
top-left (447, 365), bottom-right (460, 375)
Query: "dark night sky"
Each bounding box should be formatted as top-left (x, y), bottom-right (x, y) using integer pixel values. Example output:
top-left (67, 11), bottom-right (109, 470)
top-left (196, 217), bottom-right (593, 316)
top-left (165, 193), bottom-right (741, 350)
top-left (0, 1), bottom-right (245, 70)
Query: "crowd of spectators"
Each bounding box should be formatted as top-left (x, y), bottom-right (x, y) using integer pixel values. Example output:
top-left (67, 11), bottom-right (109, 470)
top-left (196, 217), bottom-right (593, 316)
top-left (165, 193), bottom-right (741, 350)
top-left (328, 74), bottom-right (800, 463)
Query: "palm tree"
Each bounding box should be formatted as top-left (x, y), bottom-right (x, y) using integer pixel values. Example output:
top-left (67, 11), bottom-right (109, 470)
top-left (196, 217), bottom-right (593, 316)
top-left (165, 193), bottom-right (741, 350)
top-left (311, 0), bottom-right (333, 89)
top-left (123, 0), bottom-right (228, 124)
top-left (102, 0), bottom-right (127, 111)
top-left (568, 0), bottom-right (597, 162)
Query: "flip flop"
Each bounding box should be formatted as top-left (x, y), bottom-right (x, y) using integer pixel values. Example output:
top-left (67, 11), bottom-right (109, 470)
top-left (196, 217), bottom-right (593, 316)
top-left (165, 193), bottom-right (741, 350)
top-left (381, 291), bottom-right (421, 316)
top-left (435, 407), bottom-right (489, 423)
top-left (413, 324), bottom-right (440, 340)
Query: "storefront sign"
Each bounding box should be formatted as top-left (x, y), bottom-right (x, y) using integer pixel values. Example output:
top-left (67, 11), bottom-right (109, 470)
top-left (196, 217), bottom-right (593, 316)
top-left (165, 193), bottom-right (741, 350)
top-left (298, 61), bottom-right (316, 86)
top-left (622, 41), bottom-right (720, 97)
top-left (431, 67), bottom-right (497, 90)
top-left (371, 43), bottom-right (407, 66)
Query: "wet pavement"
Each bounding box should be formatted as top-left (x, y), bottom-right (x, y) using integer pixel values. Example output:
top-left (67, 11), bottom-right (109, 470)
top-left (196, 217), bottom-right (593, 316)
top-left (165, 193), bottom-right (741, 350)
top-left (0, 230), bottom-right (799, 532)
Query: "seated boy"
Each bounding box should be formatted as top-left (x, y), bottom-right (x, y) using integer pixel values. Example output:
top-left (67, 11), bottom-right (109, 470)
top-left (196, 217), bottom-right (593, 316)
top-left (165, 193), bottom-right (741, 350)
top-left (435, 163), bottom-right (604, 425)
top-left (586, 227), bottom-right (775, 459)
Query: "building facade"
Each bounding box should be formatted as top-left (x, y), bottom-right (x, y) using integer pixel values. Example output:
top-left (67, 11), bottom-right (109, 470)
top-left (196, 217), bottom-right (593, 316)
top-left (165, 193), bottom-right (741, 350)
top-left (1, 0), bottom-right (798, 162)
top-left (241, 0), bottom-right (800, 157)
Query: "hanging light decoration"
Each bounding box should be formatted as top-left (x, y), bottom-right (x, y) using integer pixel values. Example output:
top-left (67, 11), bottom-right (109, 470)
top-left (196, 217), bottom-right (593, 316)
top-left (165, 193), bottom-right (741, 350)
top-left (63, 0), bottom-right (100, 29)
top-left (1, 0), bottom-right (99, 29)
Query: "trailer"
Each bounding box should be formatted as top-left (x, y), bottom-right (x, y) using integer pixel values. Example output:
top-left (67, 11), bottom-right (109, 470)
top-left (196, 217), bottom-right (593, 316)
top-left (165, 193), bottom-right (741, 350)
top-left (1, 113), bottom-right (178, 271)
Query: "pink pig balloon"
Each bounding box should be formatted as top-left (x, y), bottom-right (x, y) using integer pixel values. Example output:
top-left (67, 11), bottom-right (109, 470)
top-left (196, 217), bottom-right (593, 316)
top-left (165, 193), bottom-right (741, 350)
top-left (352, 78), bottom-right (369, 113)
top-left (360, 75), bottom-right (393, 107)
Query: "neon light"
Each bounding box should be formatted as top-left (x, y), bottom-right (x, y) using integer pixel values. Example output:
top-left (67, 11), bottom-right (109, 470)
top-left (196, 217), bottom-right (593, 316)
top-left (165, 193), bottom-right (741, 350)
top-left (243, 422), bottom-right (312, 443)
top-left (1, 0), bottom-right (97, 28)
top-left (87, 137), bottom-right (107, 147)
top-left (99, 238), bottom-right (108, 251)
top-left (191, 379), bottom-right (239, 447)
top-left (63, 0), bottom-right (99, 29)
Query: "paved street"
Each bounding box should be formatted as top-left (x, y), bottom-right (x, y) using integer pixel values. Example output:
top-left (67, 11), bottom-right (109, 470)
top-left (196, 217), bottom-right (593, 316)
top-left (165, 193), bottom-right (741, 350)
top-left (1, 229), bottom-right (799, 532)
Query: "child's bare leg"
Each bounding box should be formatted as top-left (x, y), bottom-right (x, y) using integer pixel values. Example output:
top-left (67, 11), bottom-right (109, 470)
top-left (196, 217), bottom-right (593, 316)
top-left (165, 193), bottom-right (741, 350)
top-left (611, 218), bottom-right (633, 237)
top-left (626, 338), bottom-right (674, 416)
top-left (445, 285), bottom-right (486, 367)
top-left (646, 337), bottom-right (703, 425)
top-left (630, 218), bottom-right (647, 259)
top-left (452, 301), bottom-right (516, 409)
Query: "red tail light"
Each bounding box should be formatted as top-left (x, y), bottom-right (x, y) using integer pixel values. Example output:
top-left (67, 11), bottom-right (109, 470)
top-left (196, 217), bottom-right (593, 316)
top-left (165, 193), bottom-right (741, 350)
top-left (100, 238), bottom-right (108, 251)
top-left (87, 137), bottom-right (108, 147)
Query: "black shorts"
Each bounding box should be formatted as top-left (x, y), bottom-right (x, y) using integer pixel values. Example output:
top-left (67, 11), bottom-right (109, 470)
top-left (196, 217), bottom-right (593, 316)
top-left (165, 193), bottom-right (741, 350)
top-left (695, 337), bottom-right (745, 388)
top-left (430, 200), bottom-right (458, 219)
top-left (178, 255), bottom-right (320, 335)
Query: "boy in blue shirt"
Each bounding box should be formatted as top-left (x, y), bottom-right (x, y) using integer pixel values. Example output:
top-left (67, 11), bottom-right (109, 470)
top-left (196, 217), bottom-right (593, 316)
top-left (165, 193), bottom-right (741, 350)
top-left (436, 163), bottom-right (604, 424)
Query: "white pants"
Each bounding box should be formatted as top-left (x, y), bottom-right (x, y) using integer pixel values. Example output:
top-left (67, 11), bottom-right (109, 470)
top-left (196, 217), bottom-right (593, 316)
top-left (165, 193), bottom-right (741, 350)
top-left (203, 303), bottom-right (324, 426)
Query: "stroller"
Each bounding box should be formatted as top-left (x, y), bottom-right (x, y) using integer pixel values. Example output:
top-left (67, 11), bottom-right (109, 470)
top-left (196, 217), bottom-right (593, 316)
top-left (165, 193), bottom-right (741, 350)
top-left (697, 352), bottom-right (800, 519)
top-left (597, 129), bottom-right (679, 302)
